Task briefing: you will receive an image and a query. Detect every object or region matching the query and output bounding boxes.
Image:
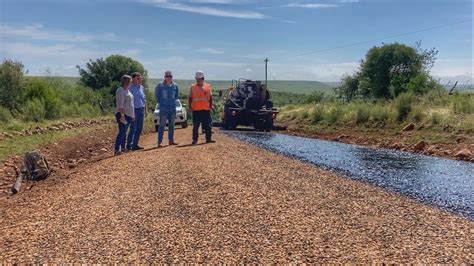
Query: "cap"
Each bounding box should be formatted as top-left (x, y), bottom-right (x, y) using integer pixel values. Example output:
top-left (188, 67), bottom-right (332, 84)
top-left (195, 71), bottom-right (204, 79)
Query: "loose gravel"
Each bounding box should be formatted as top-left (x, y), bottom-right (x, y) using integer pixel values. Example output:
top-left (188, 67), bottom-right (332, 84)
top-left (0, 128), bottom-right (473, 263)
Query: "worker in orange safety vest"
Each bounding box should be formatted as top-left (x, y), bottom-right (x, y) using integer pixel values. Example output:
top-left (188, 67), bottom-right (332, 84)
top-left (188, 70), bottom-right (214, 145)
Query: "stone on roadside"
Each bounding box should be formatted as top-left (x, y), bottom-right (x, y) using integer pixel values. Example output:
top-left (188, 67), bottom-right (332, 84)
top-left (413, 141), bottom-right (427, 152)
top-left (402, 123), bottom-right (415, 131)
top-left (100, 148), bottom-right (108, 152)
top-left (427, 145), bottom-right (438, 155)
top-left (454, 149), bottom-right (472, 161)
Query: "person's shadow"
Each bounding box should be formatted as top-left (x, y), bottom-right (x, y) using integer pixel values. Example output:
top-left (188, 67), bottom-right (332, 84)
top-left (177, 142), bottom-right (210, 148)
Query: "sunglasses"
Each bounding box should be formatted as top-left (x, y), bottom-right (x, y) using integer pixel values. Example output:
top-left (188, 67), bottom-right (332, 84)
top-left (165, 75), bottom-right (173, 78)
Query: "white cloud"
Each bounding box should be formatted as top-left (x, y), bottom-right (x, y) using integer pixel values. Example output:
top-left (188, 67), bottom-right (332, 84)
top-left (196, 47), bottom-right (225, 54)
top-left (0, 24), bottom-right (124, 43)
top-left (339, 0), bottom-right (360, 3)
top-left (136, 0), bottom-right (268, 19)
top-left (0, 24), bottom-right (92, 42)
top-left (0, 41), bottom-right (141, 76)
top-left (0, 24), bottom-right (149, 45)
top-left (285, 3), bottom-right (338, 9)
top-left (188, 0), bottom-right (240, 4)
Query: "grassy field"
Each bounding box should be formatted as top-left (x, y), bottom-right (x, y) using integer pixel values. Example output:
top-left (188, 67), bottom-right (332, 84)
top-left (44, 76), bottom-right (337, 95)
top-left (277, 91), bottom-right (474, 146)
top-left (147, 79), bottom-right (336, 95)
top-left (43, 76), bottom-right (337, 111)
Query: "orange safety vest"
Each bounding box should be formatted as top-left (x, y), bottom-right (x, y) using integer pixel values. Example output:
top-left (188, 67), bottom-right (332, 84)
top-left (190, 83), bottom-right (212, 111)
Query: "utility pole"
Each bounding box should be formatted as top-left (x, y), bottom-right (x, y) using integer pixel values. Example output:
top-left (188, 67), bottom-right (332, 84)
top-left (264, 57), bottom-right (269, 88)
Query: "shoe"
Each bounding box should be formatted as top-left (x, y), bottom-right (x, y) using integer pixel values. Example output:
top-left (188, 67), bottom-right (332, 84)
top-left (206, 140), bottom-right (216, 144)
top-left (132, 145), bottom-right (144, 150)
top-left (169, 142), bottom-right (178, 145)
top-left (191, 141), bottom-right (197, 145)
top-left (157, 143), bottom-right (163, 148)
top-left (114, 151), bottom-right (123, 156)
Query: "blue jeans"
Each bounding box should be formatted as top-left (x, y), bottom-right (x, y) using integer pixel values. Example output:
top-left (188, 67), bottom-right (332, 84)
top-left (115, 112), bottom-right (133, 152)
top-left (158, 111), bottom-right (176, 144)
top-left (127, 107), bottom-right (144, 149)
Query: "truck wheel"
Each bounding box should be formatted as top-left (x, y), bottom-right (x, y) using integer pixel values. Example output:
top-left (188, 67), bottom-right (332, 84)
top-left (181, 121), bottom-right (188, 128)
top-left (264, 118), bottom-right (274, 131)
top-left (223, 111), bottom-right (237, 130)
top-left (155, 124), bottom-right (159, 132)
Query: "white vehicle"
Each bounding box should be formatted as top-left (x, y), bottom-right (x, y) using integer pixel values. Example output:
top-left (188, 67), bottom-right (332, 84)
top-left (153, 99), bottom-right (188, 132)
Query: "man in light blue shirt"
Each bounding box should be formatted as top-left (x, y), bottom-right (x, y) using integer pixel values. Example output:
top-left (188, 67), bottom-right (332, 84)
top-left (127, 72), bottom-right (147, 150)
top-left (155, 70), bottom-right (179, 147)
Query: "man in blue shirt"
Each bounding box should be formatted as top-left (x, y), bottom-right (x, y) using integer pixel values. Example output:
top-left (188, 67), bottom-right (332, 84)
top-left (155, 71), bottom-right (179, 147)
top-left (127, 72), bottom-right (147, 150)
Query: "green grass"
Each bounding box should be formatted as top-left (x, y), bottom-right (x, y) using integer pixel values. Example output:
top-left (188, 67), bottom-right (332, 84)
top-left (43, 76), bottom-right (338, 95)
top-left (277, 92), bottom-right (474, 136)
top-left (147, 79), bottom-right (336, 95)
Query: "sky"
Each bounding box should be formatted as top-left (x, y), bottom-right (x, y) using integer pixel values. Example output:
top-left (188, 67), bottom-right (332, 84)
top-left (0, 0), bottom-right (472, 83)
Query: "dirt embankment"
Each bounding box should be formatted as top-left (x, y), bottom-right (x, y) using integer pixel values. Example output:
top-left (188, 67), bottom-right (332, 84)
top-left (284, 123), bottom-right (473, 162)
top-left (0, 118), bottom-right (113, 140)
top-left (0, 128), bottom-right (473, 263)
top-left (0, 119), bottom-right (116, 196)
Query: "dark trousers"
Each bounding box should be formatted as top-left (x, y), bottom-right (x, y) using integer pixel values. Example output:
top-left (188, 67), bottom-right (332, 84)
top-left (202, 111), bottom-right (213, 134)
top-left (127, 107), bottom-right (144, 149)
top-left (193, 110), bottom-right (211, 142)
top-left (115, 112), bottom-right (133, 152)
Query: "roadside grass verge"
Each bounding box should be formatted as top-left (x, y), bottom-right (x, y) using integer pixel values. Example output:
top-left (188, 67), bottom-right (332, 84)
top-left (277, 92), bottom-right (474, 143)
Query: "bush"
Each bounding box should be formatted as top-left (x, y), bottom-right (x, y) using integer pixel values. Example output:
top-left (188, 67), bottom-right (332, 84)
top-left (423, 89), bottom-right (444, 105)
top-left (394, 92), bottom-right (414, 122)
top-left (311, 106), bottom-right (324, 123)
top-left (452, 97), bottom-right (473, 114)
top-left (0, 106), bottom-right (13, 122)
top-left (23, 77), bottom-right (63, 119)
top-left (24, 99), bottom-right (46, 122)
top-left (410, 106), bottom-right (425, 123)
top-left (371, 104), bottom-right (389, 122)
top-left (430, 112), bottom-right (442, 125)
top-left (326, 106), bottom-right (344, 123)
top-left (297, 110), bottom-right (310, 120)
top-left (305, 91), bottom-right (325, 104)
top-left (355, 105), bottom-right (370, 124)
top-left (0, 59), bottom-right (25, 110)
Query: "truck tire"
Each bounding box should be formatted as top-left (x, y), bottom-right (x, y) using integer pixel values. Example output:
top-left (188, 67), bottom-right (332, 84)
top-left (223, 111), bottom-right (237, 130)
top-left (264, 117), bottom-right (274, 131)
top-left (155, 124), bottom-right (159, 132)
top-left (181, 121), bottom-right (188, 128)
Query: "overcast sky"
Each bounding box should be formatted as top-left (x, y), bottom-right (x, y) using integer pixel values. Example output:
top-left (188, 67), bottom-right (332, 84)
top-left (0, 0), bottom-right (472, 83)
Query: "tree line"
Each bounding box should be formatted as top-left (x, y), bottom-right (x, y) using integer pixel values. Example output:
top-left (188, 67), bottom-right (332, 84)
top-left (0, 55), bottom-right (155, 123)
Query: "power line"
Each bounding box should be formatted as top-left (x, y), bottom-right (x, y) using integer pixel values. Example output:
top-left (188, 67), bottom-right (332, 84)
top-left (268, 19), bottom-right (472, 62)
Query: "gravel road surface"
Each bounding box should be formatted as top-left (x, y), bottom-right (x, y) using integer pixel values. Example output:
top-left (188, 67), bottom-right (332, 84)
top-left (1, 128), bottom-right (472, 263)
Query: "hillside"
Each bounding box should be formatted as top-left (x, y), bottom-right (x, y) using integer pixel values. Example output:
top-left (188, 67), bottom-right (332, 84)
top-left (39, 77), bottom-right (337, 95)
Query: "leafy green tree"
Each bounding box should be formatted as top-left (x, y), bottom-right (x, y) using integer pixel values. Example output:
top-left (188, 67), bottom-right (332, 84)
top-left (360, 43), bottom-right (437, 99)
top-left (0, 59), bottom-right (25, 109)
top-left (77, 54), bottom-right (148, 91)
top-left (77, 58), bottom-right (109, 91)
top-left (335, 74), bottom-right (359, 102)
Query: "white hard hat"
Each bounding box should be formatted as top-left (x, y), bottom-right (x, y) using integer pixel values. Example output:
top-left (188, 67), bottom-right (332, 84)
top-left (195, 71), bottom-right (204, 79)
